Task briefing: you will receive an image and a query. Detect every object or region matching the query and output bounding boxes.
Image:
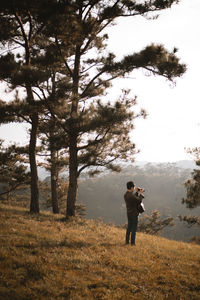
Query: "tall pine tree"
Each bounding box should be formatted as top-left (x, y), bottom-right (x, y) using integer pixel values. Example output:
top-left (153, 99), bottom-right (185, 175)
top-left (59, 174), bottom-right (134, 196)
top-left (0, 1), bottom-right (54, 213)
top-left (40, 0), bottom-right (186, 217)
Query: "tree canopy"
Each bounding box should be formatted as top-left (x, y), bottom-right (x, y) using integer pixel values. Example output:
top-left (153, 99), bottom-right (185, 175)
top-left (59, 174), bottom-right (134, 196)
top-left (0, 0), bottom-right (186, 216)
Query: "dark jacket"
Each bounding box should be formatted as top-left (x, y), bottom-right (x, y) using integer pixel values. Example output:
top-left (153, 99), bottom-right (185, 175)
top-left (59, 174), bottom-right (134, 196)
top-left (124, 191), bottom-right (143, 217)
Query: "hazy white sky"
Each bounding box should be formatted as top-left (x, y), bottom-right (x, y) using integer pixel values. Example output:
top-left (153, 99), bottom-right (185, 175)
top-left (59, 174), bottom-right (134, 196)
top-left (0, 0), bottom-right (200, 163)
top-left (105, 0), bottom-right (200, 162)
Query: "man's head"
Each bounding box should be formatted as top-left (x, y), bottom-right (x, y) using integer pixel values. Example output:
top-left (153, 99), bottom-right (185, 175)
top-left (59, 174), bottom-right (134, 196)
top-left (126, 181), bottom-right (135, 191)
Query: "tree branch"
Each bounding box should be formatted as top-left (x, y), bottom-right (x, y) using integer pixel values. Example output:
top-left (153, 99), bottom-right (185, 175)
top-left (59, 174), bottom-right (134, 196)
top-left (55, 37), bottom-right (73, 78)
top-left (143, 66), bottom-right (170, 80)
top-left (77, 155), bottom-right (119, 177)
top-left (78, 127), bottom-right (110, 150)
top-left (14, 12), bottom-right (29, 63)
top-left (0, 182), bottom-right (28, 197)
top-left (15, 112), bottom-right (31, 124)
top-left (27, 11), bottom-right (32, 42)
top-left (81, 69), bottom-right (105, 98)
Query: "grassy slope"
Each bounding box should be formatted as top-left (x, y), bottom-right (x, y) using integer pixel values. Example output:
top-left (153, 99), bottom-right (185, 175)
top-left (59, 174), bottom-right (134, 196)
top-left (0, 205), bottom-right (200, 300)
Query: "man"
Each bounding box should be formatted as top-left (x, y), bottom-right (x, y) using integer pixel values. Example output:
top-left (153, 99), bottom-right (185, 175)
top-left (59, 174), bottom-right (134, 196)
top-left (124, 181), bottom-right (144, 246)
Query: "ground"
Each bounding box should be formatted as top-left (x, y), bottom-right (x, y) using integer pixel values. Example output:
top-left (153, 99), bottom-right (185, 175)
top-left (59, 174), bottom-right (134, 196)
top-left (0, 204), bottom-right (200, 300)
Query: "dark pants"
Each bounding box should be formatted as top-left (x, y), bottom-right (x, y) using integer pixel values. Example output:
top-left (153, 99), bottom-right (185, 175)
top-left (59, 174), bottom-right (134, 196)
top-left (126, 215), bottom-right (138, 245)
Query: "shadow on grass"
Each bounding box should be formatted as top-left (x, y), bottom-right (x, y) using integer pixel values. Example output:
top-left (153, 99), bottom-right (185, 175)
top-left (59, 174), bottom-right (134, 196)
top-left (1, 205), bottom-right (90, 229)
top-left (0, 205), bottom-right (65, 223)
top-left (100, 242), bottom-right (120, 248)
top-left (0, 205), bottom-right (28, 216)
top-left (15, 239), bottom-right (93, 250)
top-left (56, 239), bottom-right (92, 249)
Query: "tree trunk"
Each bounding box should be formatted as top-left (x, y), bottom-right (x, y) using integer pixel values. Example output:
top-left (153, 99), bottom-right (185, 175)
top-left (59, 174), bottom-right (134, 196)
top-left (14, 12), bottom-right (40, 214)
top-left (7, 190), bottom-right (10, 205)
top-left (66, 43), bottom-right (80, 217)
top-left (29, 112), bottom-right (39, 214)
top-left (66, 134), bottom-right (78, 217)
top-left (51, 148), bottom-right (59, 214)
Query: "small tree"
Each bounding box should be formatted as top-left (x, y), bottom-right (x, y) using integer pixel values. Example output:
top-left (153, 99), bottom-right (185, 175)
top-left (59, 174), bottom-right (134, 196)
top-left (138, 210), bottom-right (174, 235)
top-left (0, 140), bottom-right (30, 203)
top-left (180, 147), bottom-right (200, 233)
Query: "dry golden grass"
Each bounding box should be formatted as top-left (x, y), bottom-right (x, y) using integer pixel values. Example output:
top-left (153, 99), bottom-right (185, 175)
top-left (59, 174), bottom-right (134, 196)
top-left (0, 204), bottom-right (200, 300)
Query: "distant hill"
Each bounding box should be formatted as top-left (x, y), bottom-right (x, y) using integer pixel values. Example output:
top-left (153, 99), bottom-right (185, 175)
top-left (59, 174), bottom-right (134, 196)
top-left (38, 160), bottom-right (197, 180)
top-left (0, 204), bottom-right (200, 300)
top-left (38, 168), bottom-right (50, 180)
top-left (175, 160), bottom-right (197, 169)
top-left (134, 160), bottom-right (197, 169)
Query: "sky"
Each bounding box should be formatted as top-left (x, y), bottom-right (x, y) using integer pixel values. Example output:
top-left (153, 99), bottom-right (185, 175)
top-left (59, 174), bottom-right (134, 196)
top-left (0, 0), bottom-right (200, 163)
top-left (106, 0), bottom-right (200, 162)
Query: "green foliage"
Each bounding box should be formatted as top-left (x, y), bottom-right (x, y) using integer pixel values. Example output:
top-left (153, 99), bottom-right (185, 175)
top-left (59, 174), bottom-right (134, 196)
top-left (181, 147), bottom-right (200, 229)
top-left (179, 215), bottom-right (200, 227)
top-left (0, 140), bottom-right (30, 201)
top-left (0, 53), bottom-right (19, 80)
top-left (77, 91), bottom-right (138, 175)
top-left (100, 0), bottom-right (180, 18)
top-left (11, 66), bottom-right (51, 86)
top-left (182, 174), bottom-right (200, 209)
top-left (105, 44), bottom-right (186, 80)
top-left (121, 0), bottom-right (179, 12)
top-left (40, 177), bottom-right (68, 213)
top-left (138, 210), bottom-right (174, 235)
top-left (0, 0), bottom-right (186, 216)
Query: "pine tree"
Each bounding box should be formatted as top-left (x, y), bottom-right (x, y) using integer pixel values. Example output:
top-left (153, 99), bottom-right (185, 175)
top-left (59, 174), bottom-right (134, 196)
top-left (0, 1), bottom-right (55, 213)
top-left (0, 1), bottom-right (71, 214)
top-left (0, 139), bottom-right (30, 202)
top-left (180, 147), bottom-right (200, 228)
top-left (138, 210), bottom-right (174, 235)
top-left (39, 0), bottom-right (186, 217)
top-left (38, 117), bottom-right (69, 214)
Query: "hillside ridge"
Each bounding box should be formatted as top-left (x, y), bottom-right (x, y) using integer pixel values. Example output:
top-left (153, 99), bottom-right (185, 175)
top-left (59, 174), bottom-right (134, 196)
top-left (0, 205), bottom-right (200, 300)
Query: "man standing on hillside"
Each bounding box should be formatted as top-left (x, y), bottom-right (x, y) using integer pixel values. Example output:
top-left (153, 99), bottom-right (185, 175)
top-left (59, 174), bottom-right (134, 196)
top-left (124, 181), bottom-right (144, 246)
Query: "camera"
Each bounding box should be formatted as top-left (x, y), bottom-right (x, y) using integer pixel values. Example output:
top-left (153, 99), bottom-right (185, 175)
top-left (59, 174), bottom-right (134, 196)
top-left (137, 187), bottom-right (145, 193)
